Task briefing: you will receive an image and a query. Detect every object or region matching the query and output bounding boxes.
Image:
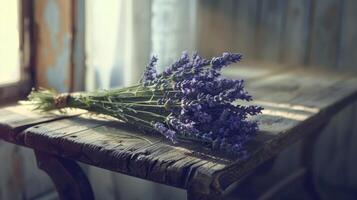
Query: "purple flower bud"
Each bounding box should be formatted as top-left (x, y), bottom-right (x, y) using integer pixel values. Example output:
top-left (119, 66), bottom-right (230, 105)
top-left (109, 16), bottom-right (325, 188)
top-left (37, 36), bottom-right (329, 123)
top-left (141, 56), bottom-right (158, 85)
top-left (154, 122), bottom-right (176, 143)
top-left (142, 52), bottom-right (262, 156)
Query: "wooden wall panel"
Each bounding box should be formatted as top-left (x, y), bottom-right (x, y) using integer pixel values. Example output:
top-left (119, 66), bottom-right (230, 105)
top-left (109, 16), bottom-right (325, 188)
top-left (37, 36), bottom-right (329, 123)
top-left (233, 0), bottom-right (259, 60)
top-left (338, 0), bottom-right (357, 72)
top-left (197, 0), bottom-right (357, 70)
top-left (281, 0), bottom-right (312, 65)
top-left (34, 0), bottom-right (73, 92)
top-left (196, 0), bottom-right (212, 57)
top-left (308, 0), bottom-right (343, 68)
top-left (197, 0), bottom-right (235, 57)
top-left (72, 0), bottom-right (86, 91)
top-left (257, 0), bottom-right (287, 62)
top-left (215, 0), bottom-right (235, 53)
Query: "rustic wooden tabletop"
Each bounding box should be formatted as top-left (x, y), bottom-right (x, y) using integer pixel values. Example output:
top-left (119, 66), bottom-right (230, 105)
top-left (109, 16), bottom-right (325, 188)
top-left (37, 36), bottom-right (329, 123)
top-left (1, 66), bottom-right (357, 200)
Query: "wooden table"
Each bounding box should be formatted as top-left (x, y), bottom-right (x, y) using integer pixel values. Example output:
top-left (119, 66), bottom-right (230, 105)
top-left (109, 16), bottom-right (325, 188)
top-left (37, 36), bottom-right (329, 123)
top-left (1, 66), bottom-right (357, 200)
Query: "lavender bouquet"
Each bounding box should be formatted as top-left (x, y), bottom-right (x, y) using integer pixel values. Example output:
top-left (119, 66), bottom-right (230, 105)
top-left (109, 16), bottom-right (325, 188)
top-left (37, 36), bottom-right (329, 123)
top-left (26, 52), bottom-right (262, 156)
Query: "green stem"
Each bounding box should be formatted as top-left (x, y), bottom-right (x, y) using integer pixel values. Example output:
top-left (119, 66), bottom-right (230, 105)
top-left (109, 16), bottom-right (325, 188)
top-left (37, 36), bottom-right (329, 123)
top-left (86, 99), bottom-right (169, 108)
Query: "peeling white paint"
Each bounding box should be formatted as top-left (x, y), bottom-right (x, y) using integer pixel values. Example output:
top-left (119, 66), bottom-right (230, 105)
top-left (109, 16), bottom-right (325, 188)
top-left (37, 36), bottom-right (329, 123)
top-left (46, 34), bottom-right (71, 92)
top-left (44, 0), bottom-right (60, 49)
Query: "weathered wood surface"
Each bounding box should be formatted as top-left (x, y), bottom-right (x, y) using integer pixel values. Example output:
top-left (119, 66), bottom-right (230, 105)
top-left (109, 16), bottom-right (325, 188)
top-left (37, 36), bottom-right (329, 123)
top-left (257, 0), bottom-right (287, 62)
top-left (33, 0), bottom-right (75, 92)
top-left (197, 0), bottom-right (235, 57)
top-left (309, 0), bottom-right (342, 68)
top-left (338, 0), bottom-right (357, 71)
top-left (281, 0), bottom-right (311, 65)
top-left (0, 105), bottom-right (84, 145)
top-left (1, 67), bottom-right (357, 198)
top-left (233, 0), bottom-right (259, 59)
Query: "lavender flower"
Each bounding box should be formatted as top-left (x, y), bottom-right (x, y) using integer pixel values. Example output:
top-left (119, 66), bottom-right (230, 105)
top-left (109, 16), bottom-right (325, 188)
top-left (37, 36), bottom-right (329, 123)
top-left (27, 51), bottom-right (262, 157)
top-left (154, 122), bottom-right (176, 143)
top-left (140, 56), bottom-right (158, 85)
top-left (141, 52), bottom-right (262, 155)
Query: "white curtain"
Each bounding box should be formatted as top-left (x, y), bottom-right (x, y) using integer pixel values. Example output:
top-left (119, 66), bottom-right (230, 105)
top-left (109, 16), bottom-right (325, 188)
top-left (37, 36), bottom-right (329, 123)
top-left (151, 0), bottom-right (197, 70)
top-left (86, 0), bottom-right (197, 90)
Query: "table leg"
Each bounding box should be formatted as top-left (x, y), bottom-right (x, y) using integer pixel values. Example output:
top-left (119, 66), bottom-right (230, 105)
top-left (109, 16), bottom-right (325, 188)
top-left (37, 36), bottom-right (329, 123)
top-left (301, 122), bottom-right (328, 200)
top-left (34, 150), bottom-right (94, 200)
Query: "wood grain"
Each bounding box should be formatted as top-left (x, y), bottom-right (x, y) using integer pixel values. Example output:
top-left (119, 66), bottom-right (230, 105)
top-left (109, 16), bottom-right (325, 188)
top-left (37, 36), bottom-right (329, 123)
top-left (232, 0), bottom-right (260, 60)
top-left (196, 0), bottom-right (235, 57)
top-left (0, 105), bottom-right (83, 144)
top-left (33, 0), bottom-right (74, 92)
top-left (308, 0), bottom-right (342, 68)
top-left (281, 0), bottom-right (312, 65)
top-left (338, 0), bottom-right (357, 71)
top-left (257, 0), bottom-right (287, 62)
top-left (1, 67), bottom-right (357, 197)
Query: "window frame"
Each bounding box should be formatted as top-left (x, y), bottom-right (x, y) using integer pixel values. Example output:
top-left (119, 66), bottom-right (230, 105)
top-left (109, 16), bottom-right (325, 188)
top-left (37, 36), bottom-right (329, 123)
top-left (0, 0), bottom-right (34, 105)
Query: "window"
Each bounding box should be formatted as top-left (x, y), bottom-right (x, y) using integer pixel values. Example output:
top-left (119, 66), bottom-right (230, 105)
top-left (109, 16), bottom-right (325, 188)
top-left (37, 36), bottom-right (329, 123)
top-left (0, 0), bottom-right (32, 104)
top-left (0, 0), bottom-right (20, 85)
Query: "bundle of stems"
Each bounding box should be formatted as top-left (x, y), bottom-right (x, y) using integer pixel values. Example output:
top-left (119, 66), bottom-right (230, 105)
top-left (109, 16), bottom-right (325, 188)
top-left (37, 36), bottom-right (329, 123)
top-left (25, 52), bottom-right (262, 156)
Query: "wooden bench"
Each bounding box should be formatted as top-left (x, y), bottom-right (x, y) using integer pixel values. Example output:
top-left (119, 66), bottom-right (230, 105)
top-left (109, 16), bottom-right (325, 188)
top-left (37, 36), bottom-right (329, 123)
top-left (1, 66), bottom-right (357, 200)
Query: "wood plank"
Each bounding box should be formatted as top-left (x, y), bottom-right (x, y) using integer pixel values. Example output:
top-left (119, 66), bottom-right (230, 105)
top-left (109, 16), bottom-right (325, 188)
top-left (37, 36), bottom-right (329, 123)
top-left (34, 0), bottom-right (74, 92)
top-left (196, 0), bottom-right (214, 57)
top-left (281, 0), bottom-right (311, 65)
top-left (308, 0), bottom-right (342, 68)
top-left (23, 116), bottom-right (229, 190)
top-left (257, 0), bottom-right (287, 62)
top-left (233, 0), bottom-right (259, 60)
top-left (247, 69), bottom-right (357, 108)
top-left (0, 105), bottom-right (68, 199)
top-left (0, 105), bottom-right (83, 144)
top-left (338, 0), bottom-right (357, 71)
top-left (196, 0), bottom-right (235, 57)
top-left (72, 0), bottom-right (86, 91)
top-left (222, 63), bottom-right (290, 81)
